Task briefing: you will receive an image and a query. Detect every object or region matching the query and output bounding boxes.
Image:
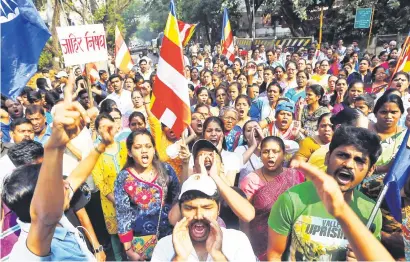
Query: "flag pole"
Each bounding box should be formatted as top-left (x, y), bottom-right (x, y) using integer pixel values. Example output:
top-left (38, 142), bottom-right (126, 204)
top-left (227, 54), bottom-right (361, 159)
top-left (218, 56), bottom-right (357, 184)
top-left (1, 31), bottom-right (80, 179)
top-left (388, 32), bottom-right (410, 87)
top-left (366, 6), bottom-right (375, 50)
top-left (366, 184), bottom-right (389, 228)
top-left (318, 6), bottom-right (324, 51)
top-left (84, 64), bottom-right (94, 107)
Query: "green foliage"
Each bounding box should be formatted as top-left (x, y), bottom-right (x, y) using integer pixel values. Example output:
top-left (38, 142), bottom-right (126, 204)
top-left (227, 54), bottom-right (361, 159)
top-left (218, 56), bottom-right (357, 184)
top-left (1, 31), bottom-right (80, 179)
top-left (179, 0), bottom-right (241, 44)
top-left (93, 2), bottom-right (126, 50)
top-left (38, 49), bottom-right (53, 70)
top-left (263, 0), bottom-right (410, 42)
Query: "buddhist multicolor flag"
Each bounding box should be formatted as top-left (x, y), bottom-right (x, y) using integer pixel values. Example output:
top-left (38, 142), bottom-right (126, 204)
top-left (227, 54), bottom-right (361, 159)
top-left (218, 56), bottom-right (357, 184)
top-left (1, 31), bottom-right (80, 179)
top-left (178, 20), bottom-right (198, 47)
top-left (221, 8), bottom-right (235, 62)
top-left (393, 32), bottom-right (410, 74)
top-left (115, 25), bottom-right (134, 73)
top-left (151, 0), bottom-right (190, 138)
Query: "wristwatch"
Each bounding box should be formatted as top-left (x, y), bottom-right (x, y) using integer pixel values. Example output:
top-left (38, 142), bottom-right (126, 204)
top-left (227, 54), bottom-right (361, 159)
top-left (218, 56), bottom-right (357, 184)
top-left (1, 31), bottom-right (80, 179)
top-left (94, 245), bottom-right (104, 253)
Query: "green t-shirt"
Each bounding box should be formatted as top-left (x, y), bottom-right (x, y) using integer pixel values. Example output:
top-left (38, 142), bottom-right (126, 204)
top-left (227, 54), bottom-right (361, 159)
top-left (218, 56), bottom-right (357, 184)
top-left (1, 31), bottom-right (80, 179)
top-left (268, 181), bottom-right (382, 261)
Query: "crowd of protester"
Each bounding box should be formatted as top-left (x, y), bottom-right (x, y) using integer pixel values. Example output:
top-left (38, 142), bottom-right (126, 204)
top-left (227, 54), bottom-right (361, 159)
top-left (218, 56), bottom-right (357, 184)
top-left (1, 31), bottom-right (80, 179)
top-left (0, 38), bottom-right (409, 261)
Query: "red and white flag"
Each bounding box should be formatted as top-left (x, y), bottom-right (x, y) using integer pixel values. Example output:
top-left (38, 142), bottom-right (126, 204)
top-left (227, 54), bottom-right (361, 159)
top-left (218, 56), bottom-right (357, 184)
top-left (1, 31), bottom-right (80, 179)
top-left (151, 1), bottom-right (191, 138)
top-left (177, 20), bottom-right (198, 47)
top-left (115, 25), bottom-right (134, 73)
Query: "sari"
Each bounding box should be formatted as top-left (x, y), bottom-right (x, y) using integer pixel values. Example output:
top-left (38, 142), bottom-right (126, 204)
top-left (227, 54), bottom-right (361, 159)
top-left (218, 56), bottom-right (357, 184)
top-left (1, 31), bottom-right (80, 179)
top-left (240, 168), bottom-right (305, 260)
top-left (268, 120), bottom-right (304, 143)
top-left (225, 125), bottom-right (243, 152)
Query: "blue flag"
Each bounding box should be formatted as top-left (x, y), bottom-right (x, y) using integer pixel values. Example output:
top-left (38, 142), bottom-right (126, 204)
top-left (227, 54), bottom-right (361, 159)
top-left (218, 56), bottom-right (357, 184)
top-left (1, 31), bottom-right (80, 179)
top-left (1, 0), bottom-right (51, 99)
top-left (383, 129), bottom-right (410, 223)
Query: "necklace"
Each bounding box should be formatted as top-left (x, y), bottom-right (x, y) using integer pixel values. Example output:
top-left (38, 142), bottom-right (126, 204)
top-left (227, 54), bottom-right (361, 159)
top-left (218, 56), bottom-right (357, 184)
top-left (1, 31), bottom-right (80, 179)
top-left (132, 167), bottom-right (154, 182)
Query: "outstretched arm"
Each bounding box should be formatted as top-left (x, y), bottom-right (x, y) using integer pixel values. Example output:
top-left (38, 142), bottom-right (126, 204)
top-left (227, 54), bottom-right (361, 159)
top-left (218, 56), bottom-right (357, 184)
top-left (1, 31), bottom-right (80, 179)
top-left (293, 161), bottom-right (394, 261)
top-left (27, 71), bottom-right (90, 256)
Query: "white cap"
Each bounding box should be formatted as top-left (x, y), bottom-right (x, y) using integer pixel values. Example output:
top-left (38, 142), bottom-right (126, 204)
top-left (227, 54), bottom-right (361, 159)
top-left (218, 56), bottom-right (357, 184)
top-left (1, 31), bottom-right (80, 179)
top-left (55, 71), bottom-right (68, 78)
top-left (178, 174), bottom-right (218, 200)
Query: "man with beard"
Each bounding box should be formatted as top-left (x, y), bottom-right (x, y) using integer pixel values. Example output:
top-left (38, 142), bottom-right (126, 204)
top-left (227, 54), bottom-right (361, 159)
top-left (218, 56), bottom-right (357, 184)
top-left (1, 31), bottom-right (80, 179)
top-left (267, 126), bottom-right (383, 261)
top-left (152, 147), bottom-right (256, 261)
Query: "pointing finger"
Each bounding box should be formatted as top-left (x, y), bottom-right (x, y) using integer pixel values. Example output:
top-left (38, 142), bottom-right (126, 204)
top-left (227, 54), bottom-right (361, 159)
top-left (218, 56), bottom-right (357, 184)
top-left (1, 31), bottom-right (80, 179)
top-left (64, 68), bottom-right (75, 105)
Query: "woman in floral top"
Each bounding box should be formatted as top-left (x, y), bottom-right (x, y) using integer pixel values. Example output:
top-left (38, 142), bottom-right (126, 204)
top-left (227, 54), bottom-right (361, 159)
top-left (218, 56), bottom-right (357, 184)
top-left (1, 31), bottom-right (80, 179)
top-left (297, 84), bottom-right (330, 137)
top-left (114, 129), bottom-right (179, 261)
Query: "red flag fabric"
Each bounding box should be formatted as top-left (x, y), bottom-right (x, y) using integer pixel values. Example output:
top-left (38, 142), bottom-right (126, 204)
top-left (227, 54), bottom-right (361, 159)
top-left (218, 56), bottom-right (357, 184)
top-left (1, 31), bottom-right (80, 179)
top-left (177, 20), bottom-right (198, 47)
top-left (151, 1), bottom-right (191, 138)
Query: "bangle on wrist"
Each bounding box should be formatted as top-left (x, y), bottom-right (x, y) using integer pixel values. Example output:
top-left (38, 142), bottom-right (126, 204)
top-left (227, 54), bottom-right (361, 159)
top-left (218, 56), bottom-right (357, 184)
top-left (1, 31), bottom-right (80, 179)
top-left (94, 144), bottom-right (104, 154)
top-left (125, 246), bottom-right (132, 252)
top-left (265, 117), bottom-right (271, 124)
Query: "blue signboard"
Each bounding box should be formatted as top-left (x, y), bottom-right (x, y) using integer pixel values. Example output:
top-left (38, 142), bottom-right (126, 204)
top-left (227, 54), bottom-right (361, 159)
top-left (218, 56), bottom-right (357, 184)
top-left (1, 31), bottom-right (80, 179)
top-left (354, 8), bottom-right (372, 29)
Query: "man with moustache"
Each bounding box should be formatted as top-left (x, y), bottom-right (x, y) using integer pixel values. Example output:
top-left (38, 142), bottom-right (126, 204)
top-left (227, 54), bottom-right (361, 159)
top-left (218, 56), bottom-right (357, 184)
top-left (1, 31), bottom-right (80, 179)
top-left (151, 159), bottom-right (256, 261)
top-left (25, 105), bottom-right (52, 146)
top-left (267, 126), bottom-right (383, 261)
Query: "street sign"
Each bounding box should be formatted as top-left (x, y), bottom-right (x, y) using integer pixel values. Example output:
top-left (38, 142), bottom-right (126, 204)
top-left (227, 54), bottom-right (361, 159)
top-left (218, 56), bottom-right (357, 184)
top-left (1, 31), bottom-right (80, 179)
top-left (354, 8), bottom-right (372, 29)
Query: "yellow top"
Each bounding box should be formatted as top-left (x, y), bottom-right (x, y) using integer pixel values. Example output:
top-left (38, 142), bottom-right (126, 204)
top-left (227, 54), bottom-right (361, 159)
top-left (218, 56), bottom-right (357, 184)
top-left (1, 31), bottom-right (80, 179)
top-left (92, 141), bottom-right (128, 234)
top-left (149, 115), bottom-right (183, 181)
top-left (295, 136), bottom-right (321, 160)
top-left (307, 144), bottom-right (329, 172)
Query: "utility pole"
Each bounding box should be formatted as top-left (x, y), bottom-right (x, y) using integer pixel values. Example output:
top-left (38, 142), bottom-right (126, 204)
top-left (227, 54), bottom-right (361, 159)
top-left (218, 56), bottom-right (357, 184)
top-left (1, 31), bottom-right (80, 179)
top-left (252, 0), bottom-right (255, 39)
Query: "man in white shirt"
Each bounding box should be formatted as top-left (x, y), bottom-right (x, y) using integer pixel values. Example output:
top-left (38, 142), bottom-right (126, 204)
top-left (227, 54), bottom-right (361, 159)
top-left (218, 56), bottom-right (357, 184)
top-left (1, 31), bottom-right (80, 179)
top-left (336, 39), bottom-right (346, 57)
top-left (105, 74), bottom-right (133, 115)
top-left (151, 173), bottom-right (256, 262)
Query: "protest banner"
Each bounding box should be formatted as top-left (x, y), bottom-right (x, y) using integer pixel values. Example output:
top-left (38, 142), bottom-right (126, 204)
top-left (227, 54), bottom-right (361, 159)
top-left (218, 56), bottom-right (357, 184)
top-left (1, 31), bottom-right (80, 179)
top-left (56, 24), bottom-right (108, 67)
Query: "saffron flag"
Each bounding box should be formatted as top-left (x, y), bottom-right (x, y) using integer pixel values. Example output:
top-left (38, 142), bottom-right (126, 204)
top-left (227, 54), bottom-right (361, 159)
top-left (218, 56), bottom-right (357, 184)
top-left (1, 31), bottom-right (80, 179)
top-left (390, 31), bottom-right (410, 83)
top-left (383, 129), bottom-right (410, 223)
top-left (1, 0), bottom-right (51, 99)
top-left (177, 20), bottom-right (198, 47)
top-left (221, 8), bottom-right (235, 62)
top-left (115, 25), bottom-right (134, 74)
top-left (151, 0), bottom-right (190, 138)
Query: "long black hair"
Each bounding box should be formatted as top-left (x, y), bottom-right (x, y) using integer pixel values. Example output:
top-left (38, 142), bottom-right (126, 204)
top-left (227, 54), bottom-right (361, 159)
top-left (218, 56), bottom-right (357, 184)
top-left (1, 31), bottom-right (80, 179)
top-left (202, 116), bottom-right (227, 151)
top-left (124, 129), bottom-right (169, 186)
top-left (307, 84), bottom-right (327, 107)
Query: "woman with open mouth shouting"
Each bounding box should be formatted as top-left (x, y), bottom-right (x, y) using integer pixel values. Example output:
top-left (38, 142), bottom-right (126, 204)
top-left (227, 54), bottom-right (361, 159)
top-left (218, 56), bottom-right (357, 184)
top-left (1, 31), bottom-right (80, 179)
top-left (240, 136), bottom-right (305, 260)
top-left (235, 95), bottom-right (251, 129)
top-left (114, 129), bottom-right (179, 261)
top-left (250, 82), bottom-right (282, 130)
top-left (268, 101), bottom-right (304, 143)
top-left (234, 120), bottom-right (265, 183)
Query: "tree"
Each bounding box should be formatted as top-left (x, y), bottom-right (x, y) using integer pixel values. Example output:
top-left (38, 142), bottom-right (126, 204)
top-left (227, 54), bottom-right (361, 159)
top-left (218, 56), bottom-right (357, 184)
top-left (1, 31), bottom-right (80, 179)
top-left (263, 0), bottom-right (410, 43)
top-left (243, 0), bottom-right (265, 37)
top-left (179, 0), bottom-right (241, 45)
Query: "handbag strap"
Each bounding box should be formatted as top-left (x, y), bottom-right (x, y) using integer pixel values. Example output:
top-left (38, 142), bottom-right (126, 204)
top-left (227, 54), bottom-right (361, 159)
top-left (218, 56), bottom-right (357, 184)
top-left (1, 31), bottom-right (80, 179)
top-left (155, 186), bottom-right (164, 239)
top-left (244, 145), bottom-right (256, 171)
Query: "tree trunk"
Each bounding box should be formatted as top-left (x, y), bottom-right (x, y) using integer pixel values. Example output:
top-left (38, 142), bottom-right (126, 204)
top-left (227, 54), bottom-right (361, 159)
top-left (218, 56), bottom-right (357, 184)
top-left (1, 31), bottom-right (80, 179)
top-left (244, 0), bottom-right (253, 37)
top-left (51, 0), bottom-right (61, 69)
top-left (204, 20), bottom-right (211, 45)
top-left (280, 0), bottom-right (311, 37)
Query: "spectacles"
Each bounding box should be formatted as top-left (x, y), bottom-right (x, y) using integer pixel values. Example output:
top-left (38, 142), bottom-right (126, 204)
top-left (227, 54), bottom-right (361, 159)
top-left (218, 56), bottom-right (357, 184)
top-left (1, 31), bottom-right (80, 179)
top-left (223, 116), bottom-right (237, 121)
